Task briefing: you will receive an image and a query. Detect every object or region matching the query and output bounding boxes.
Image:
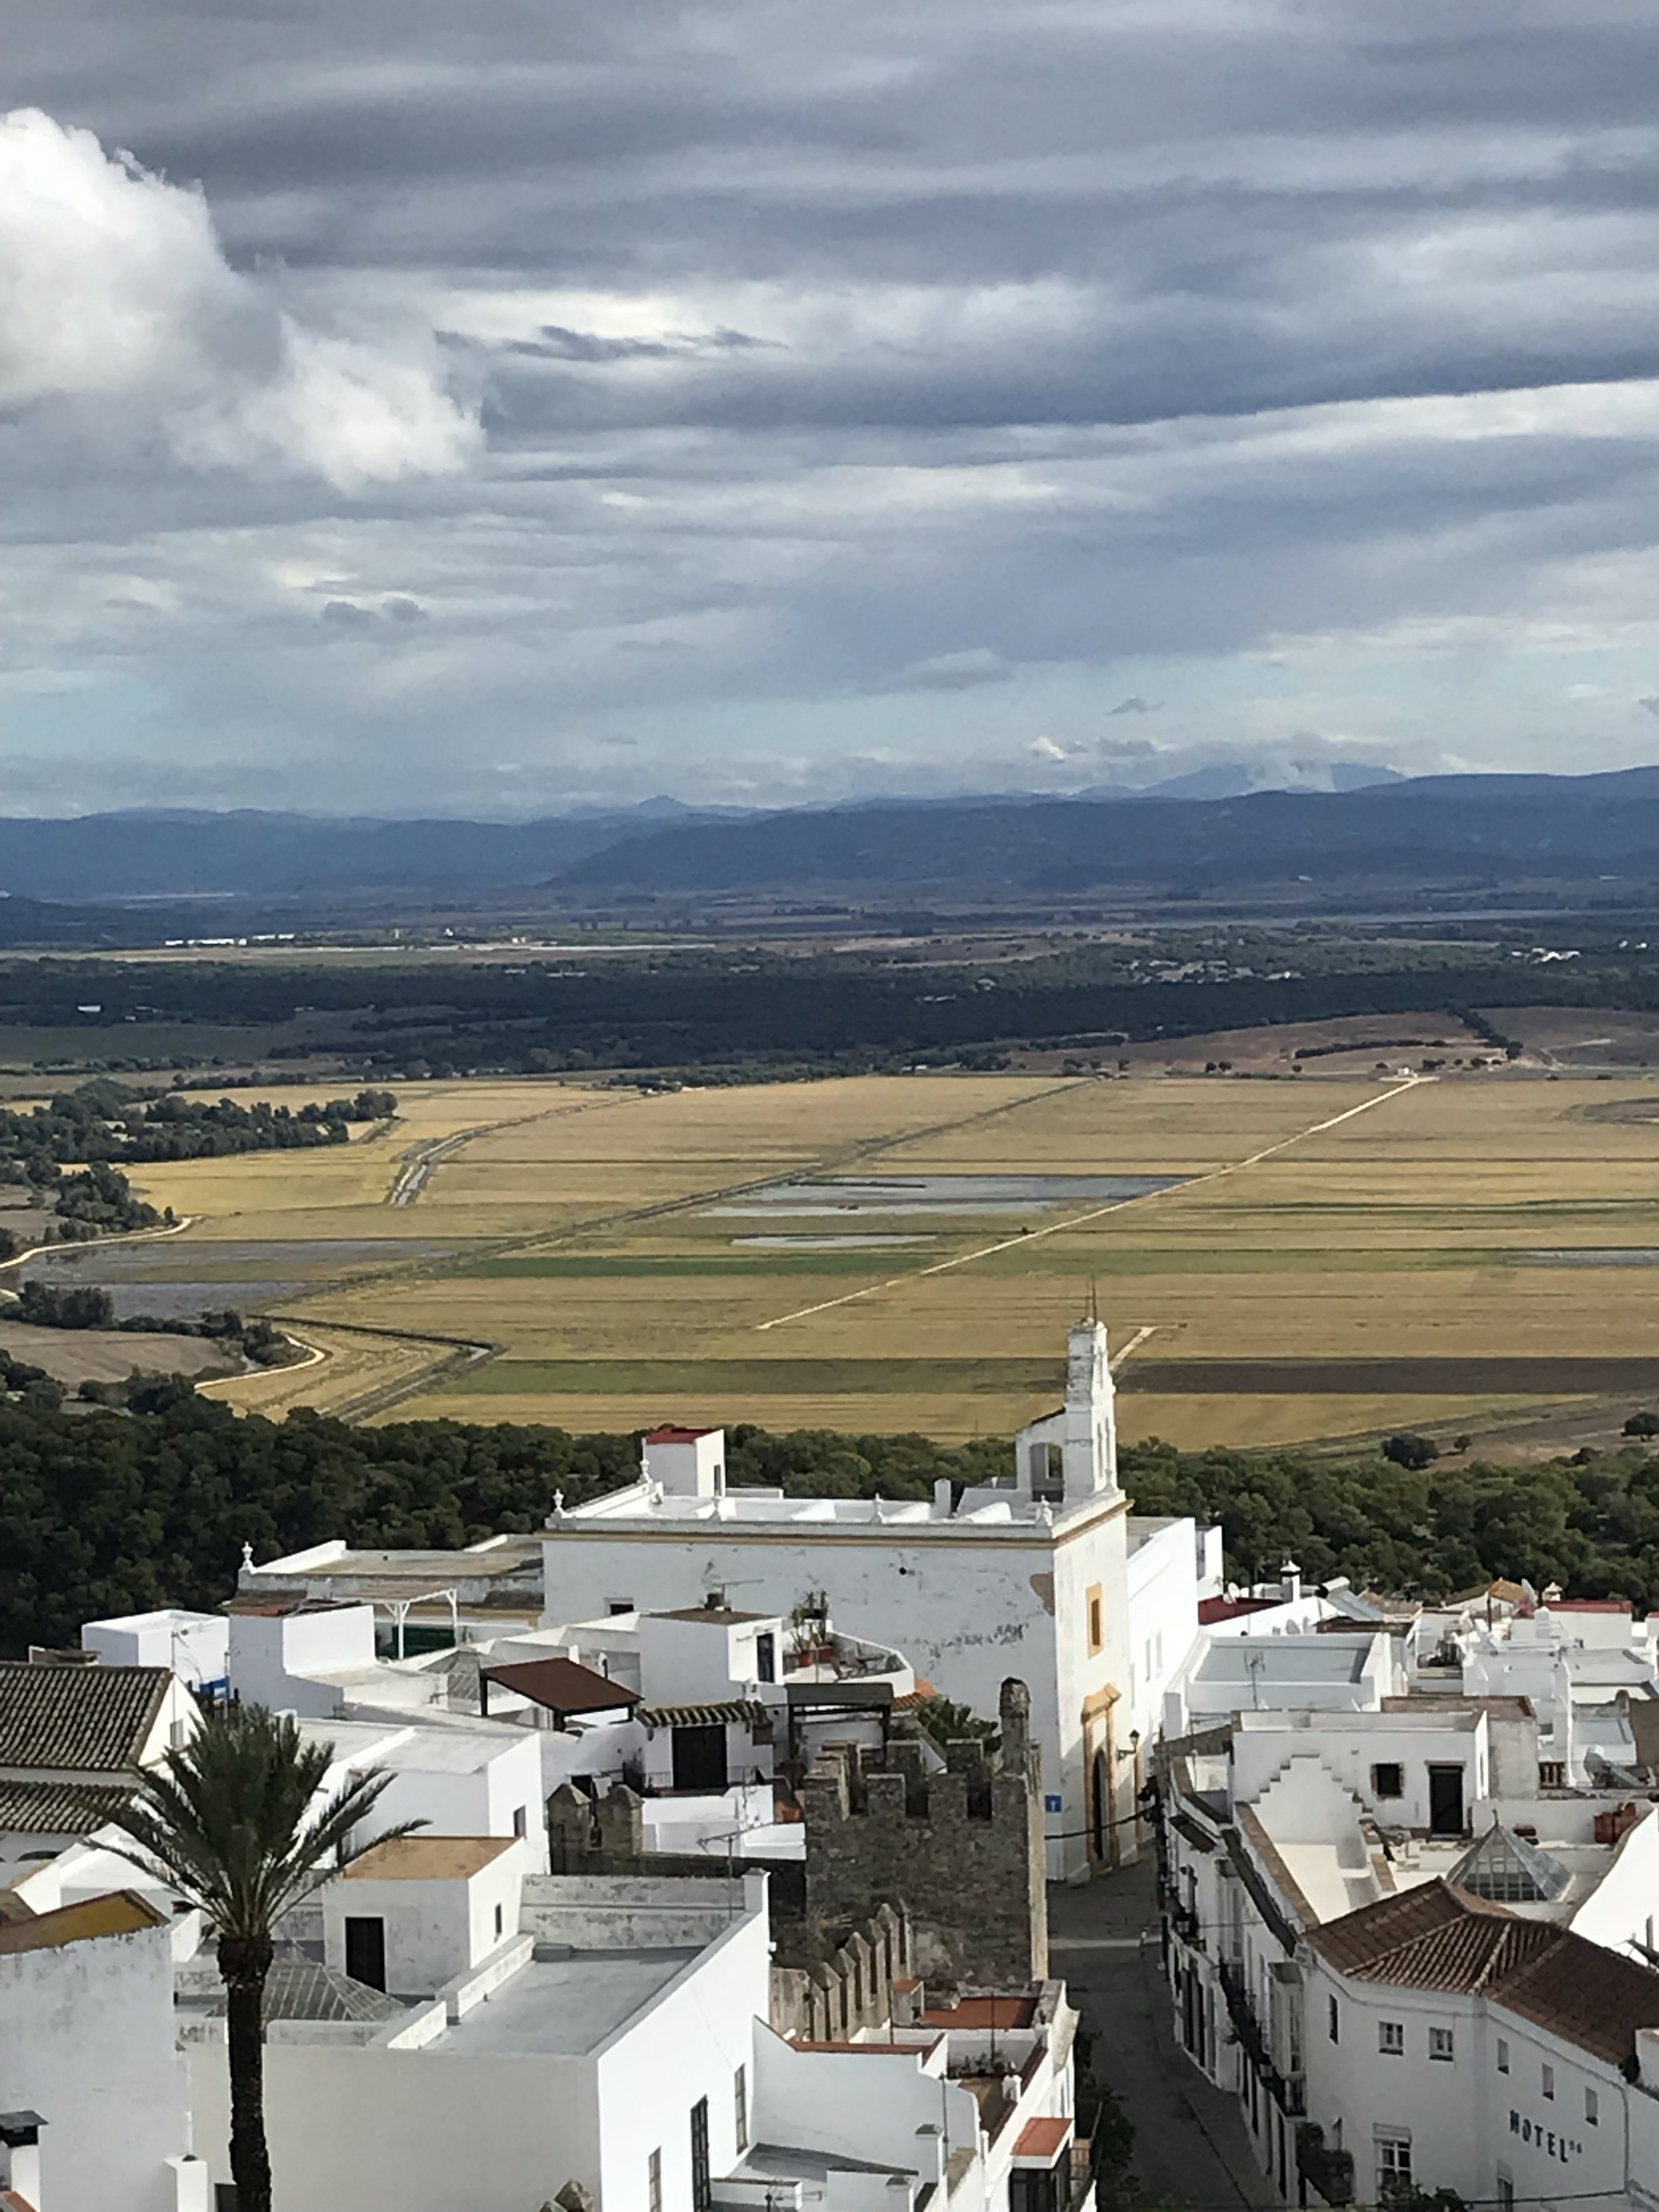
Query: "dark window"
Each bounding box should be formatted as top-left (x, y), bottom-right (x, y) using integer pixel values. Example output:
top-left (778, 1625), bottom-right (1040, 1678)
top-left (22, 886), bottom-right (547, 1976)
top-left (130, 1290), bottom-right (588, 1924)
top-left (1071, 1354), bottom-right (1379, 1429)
top-left (648, 2150), bottom-right (662, 2212)
top-left (344, 1915), bottom-right (386, 1991)
top-left (672, 1723), bottom-right (728, 1793)
top-left (755, 1633), bottom-right (776, 1684)
top-left (1092, 1749), bottom-right (1109, 1862)
top-left (1539, 1761), bottom-right (1565, 1789)
top-left (215, 2191), bottom-right (240, 2212)
top-left (1328, 1994), bottom-right (1339, 2044)
top-left (1427, 1763), bottom-right (1465, 1837)
top-left (1010, 2171), bottom-right (1060, 2212)
top-left (1371, 1763), bottom-right (1404, 1799)
top-left (609, 1599), bottom-right (634, 1616)
top-left (734, 2064), bottom-right (749, 2152)
top-left (690, 2099), bottom-right (711, 2212)
top-left (1088, 1595), bottom-right (1104, 1653)
top-left (494, 1903), bottom-right (504, 1940)
top-left (513, 1805), bottom-right (528, 1838)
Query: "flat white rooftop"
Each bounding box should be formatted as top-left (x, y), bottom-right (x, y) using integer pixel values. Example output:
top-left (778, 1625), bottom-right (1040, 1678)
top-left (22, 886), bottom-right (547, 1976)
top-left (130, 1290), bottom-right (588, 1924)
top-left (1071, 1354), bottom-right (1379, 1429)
top-left (1194, 1639), bottom-right (1380, 1686)
top-left (555, 1482), bottom-right (1110, 1536)
top-left (297, 1719), bottom-right (522, 1771)
top-left (429, 1948), bottom-right (701, 2056)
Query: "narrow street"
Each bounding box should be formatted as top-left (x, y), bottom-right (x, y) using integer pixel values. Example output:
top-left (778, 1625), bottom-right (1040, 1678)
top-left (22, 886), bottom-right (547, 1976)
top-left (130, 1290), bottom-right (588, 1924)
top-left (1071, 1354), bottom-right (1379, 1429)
top-left (1049, 1857), bottom-right (1276, 2211)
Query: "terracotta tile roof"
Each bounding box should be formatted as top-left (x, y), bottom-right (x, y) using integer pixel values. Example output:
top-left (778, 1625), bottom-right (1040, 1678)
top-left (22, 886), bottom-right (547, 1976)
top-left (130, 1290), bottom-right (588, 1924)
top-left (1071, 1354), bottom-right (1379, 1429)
top-left (1013, 2119), bottom-right (1072, 2164)
top-left (637, 1700), bottom-right (770, 1730)
top-left (1311, 1880), bottom-right (1659, 2063)
top-left (1549, 1598), bottom-right (1633, 1613)
top-left (1496, 1937), bottom-right (1659, 2068)
top-left (644, 1426), bottom-right (719, 1443)
top-left (1198, 1597), bottom-right (1278, 1625)
top-left (0, 1889), bottom-right (165, 1955)
top-left (0, 1662), bottom-right (171, 1775)
top-left (481, 1656), bottom-right (639, 1716)
top-left (0, 1779), bottom-right (134, 1834)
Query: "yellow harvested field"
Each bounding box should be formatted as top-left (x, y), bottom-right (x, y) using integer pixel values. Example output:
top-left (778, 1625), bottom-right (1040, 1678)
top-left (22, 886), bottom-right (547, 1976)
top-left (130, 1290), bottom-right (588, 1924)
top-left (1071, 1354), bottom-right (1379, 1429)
top-left (92, 1069), bottom-right (1659, 1445)
top-left (198, 1324), bottom-right (458, 1419)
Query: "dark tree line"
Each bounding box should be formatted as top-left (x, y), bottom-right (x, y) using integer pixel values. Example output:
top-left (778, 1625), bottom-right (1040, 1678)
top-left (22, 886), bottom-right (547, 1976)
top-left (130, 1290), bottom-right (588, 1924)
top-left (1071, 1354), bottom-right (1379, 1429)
top-left (3, 1390), bottom-right (1658, 1656)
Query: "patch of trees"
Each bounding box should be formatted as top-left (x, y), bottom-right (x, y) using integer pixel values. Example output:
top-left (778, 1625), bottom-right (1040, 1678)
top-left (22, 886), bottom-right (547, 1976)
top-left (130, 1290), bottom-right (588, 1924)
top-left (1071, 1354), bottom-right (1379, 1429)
top-left (1122, 1436), bottom-right (1659, 1607)
top-left (5, 937), bottom-right (1659, 1080)
top-left (0, 1082), bottom-right (396, 1249)
top-left (8, 1284), bottom-right (293, 1369)
top-left (0, 1080), bottom-right (396, 1175)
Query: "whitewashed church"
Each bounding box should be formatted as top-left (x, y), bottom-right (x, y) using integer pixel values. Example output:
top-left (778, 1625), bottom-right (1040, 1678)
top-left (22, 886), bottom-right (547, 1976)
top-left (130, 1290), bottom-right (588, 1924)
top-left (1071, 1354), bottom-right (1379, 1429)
top-left (541, 1319), bottom-right (1218, 1880)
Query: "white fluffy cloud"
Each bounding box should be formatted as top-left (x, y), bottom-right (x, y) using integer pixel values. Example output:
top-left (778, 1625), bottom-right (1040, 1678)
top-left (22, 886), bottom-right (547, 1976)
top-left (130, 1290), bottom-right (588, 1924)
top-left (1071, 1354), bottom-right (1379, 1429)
top-left (0, 107), bottom-right (478, 489)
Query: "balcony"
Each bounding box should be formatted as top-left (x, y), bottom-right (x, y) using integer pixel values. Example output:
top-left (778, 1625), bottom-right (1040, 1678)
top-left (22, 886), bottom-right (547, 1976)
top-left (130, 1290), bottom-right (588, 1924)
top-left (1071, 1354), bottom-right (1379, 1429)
top-left (1295, 2124), bottom-right (1355, 2207)
top-left (1164, 1896), bottom-right (1202, 1948)
top-left (1218, 1965), bottom-right (1305, 2116)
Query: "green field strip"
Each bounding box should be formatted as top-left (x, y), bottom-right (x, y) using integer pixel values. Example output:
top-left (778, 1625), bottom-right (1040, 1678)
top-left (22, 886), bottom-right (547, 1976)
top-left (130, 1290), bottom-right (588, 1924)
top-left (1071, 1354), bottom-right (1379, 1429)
top-left (436, 1356), bottom-right (1062, 1396)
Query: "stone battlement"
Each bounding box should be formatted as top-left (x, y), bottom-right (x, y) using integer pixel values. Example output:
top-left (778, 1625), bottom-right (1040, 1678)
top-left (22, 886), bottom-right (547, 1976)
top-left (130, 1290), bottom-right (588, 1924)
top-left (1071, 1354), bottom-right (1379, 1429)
top-left (800, 1678), bottom-right (1047, 1986)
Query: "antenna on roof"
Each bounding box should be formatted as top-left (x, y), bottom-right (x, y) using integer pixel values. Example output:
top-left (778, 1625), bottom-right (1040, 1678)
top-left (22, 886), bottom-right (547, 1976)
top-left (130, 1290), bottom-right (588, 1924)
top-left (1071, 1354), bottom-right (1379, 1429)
top-left (1085, 1278), bottom-right (1100, 1324)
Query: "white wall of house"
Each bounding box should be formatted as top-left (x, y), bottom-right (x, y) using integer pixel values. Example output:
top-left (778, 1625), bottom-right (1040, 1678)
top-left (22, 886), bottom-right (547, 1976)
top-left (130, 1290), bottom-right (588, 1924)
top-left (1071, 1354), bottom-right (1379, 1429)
top-left (187, 1885), bottom-right (771, 2212)
top-left (82, 1609), bottom-right (229, 1688)
top-left (0, 1906), bottom-right (194, 2212)
top-left (188, 2035), bottom-right (603, 2212)
top-left (637, 1612), bottom-right (783, 1703)
top-left (1305, 1960), bottom-right (1632, 2212)
top-left (321, 1846), bottom-right (525, 1994)
top-left (595, 1910), bottom-right (771, 2212)
top-left (749, 2023), bottom-right (973, 2189)
top-left (374, 1733), bottom-right (545, 1871)
top-left (1125, 1518), bottom-right (1203, 1746)
top-left (1231, 1710), bottom-right (1489, 1829)
top-left (228, 1605), bottom-right (377, 1716)
top-left (1568, 1807), bottom-right (1659, 1958)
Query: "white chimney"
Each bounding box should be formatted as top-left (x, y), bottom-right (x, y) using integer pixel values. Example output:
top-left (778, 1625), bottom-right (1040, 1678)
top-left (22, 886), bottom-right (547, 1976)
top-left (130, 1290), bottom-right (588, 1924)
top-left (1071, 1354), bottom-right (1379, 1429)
top-left (0, 2112), bottom-right (45, 2211)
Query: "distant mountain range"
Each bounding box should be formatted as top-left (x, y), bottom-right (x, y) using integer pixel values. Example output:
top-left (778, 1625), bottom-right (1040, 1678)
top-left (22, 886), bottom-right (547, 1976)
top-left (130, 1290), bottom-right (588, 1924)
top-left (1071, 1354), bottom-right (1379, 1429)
top-left (555, 765), bottom-right (1659, 897)
top-left (1, 768), bottom-right (1658, 919)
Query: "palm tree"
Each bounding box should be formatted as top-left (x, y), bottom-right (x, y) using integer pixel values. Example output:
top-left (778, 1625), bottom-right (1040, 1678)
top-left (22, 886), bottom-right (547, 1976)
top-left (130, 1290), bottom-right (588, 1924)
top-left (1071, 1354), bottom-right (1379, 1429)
top-left (108, 1702), bottom-right (423, 2212)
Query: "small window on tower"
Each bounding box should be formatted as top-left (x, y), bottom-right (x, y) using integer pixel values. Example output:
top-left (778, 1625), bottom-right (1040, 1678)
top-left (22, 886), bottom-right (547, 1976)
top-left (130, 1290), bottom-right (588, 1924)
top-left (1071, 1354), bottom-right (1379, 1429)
top-left (1086, 1585), bottom-right (1104, 1655)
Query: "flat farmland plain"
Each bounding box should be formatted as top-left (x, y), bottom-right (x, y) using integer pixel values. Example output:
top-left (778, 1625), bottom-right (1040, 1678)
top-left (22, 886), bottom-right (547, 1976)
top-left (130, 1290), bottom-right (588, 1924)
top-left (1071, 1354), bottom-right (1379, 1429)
top-left (97, 1069), bottom-right (1659, 1448)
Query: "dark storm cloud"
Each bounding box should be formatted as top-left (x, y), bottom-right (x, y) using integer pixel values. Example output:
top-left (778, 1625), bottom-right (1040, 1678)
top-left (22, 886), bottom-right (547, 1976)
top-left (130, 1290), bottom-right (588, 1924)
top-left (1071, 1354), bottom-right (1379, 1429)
top-left (6, 0), bottom-right (1659, 808)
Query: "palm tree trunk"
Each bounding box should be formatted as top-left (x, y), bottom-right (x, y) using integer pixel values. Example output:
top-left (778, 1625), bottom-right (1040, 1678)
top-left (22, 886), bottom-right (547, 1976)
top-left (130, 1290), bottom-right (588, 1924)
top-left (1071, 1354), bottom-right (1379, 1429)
top-left (218, 1932), bottom-right (275, 2212)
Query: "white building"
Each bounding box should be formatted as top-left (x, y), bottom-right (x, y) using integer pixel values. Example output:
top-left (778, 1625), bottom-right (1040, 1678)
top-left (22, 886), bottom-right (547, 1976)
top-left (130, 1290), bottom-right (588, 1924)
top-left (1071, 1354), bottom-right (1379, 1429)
top-left (296, 1718), bottom-right (549, 1872)
top-left (1303, 1881), bottom-right (1659, 2211)
top-left (177, 1841), bottom-right (1086, 2212)
top-left (1159, 1680), bottom-right (1659, 2207)
top-left (540, 1321), bottom-right (1207, 1878)
top-left (0, 1657), bottom-right (200, 1888)
top-left (0, 1889), bottom-right (205, 2212)
top-left (82, 1609), bottom-right (229, 1694)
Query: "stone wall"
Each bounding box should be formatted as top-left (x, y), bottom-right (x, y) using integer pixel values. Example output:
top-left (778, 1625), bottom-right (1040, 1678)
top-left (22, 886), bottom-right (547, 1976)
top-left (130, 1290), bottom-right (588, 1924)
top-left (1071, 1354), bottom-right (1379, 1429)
top-left (769, 1902), bottom-right (914, 2041)
top-left (545, 1778), bottom-right (806, 1919)
top-left (799, 1677), bottom-right (1048, 1988)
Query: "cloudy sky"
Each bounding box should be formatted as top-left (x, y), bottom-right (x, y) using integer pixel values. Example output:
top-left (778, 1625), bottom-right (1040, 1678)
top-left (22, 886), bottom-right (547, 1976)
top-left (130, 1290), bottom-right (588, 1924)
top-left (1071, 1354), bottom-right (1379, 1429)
top-left (5, 0), bottom-right (1659, 814)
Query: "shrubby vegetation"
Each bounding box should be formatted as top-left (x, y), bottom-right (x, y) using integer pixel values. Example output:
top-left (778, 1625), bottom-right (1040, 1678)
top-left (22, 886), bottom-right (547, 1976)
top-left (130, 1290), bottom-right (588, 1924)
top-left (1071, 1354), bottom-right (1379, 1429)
top-left (0, 929), bottom-right (1655, 1079)
top-left (1123, 1436), bottom-right (1659, 1607)
top-left (13, 1280), bottom-right (290, 1366)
